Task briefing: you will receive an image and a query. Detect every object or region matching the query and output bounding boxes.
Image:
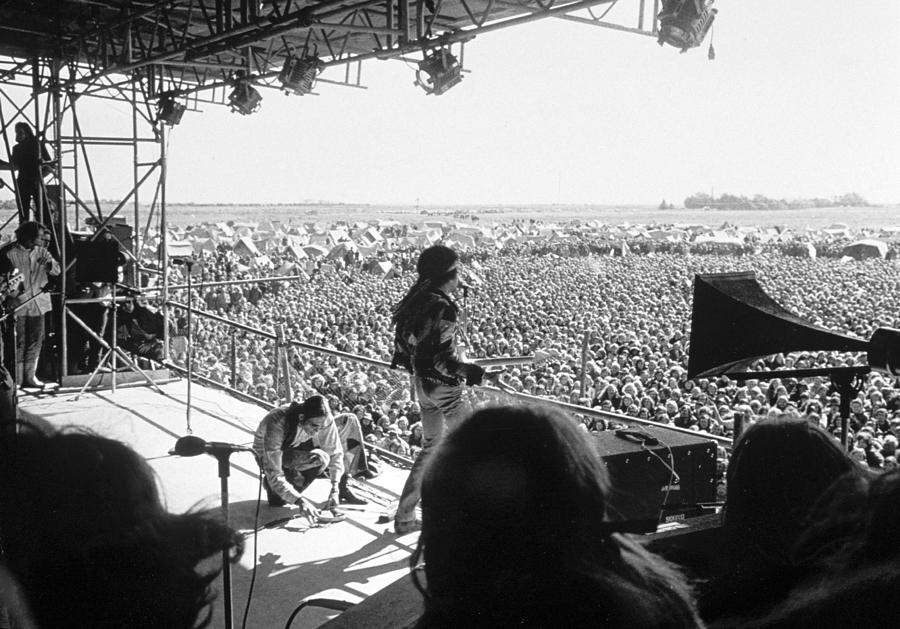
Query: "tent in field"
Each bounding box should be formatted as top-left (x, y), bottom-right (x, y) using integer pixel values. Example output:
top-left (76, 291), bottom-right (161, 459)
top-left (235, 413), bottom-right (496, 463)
top-left (192, 238), bottom-right (217, 255)
top-left (327, 241), bottom-right (359, 261)
top-left (357, 244), bottom-right (381, 258)
top-left (233, 237), bottom-right (260, 257)
top-left (283, 244), bottom-right (308, 260)
top-left (353, 226), bottom-right (384, 245)
top-left (164, 239), bottom-right (194, 259)
top-left (303, 244), bottom-right (330, 258)
top-left (446, 232), bottom-right (476, 248)
top-left (842, 239), bottom-right (888, 260)
top-left (366, 261), bottom-right (398, 279)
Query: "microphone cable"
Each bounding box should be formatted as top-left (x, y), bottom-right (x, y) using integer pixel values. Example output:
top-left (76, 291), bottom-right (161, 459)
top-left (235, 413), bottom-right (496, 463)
top-left (640, 435), bottom-right (680, 517)
top-left (240, 467), bottom-right (264, 629)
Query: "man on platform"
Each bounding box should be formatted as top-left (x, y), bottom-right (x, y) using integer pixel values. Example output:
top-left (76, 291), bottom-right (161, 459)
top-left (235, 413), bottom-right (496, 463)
top-left (1, 222), bottom-right (59, 388)
top-left (0, 123), bottom-right (52, 223)
top-left (253, 395), bottom-right (368, 518)
top-left (390, 244), bottom-right (485, 534)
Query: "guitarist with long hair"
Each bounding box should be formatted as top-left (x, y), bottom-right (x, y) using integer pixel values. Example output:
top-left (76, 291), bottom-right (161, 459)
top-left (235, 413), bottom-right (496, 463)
top-left (390, 244), bottom-right (485, 534)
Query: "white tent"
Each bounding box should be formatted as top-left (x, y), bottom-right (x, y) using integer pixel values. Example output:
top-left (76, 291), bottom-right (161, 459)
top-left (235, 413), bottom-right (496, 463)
top-left (366, 260), bottom-right (397, 279)
top-left (164, 239), bottom-right (194, 259)
top-left (303, 244), bottom-right (329, 258)
top-left (283, 244), bottom-right (308, 260)
top-left (192, 238), bottom-right (217, 254)
top-left (327, 241), bottom-right (359, 260)
top-left (233, 237), bottom-right (260, 257)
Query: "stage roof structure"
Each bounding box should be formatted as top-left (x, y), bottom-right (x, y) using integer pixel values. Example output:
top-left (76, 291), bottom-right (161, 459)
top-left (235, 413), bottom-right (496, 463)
top-left (0, 0), bottom-right (657, 104)
top-left (0, 0), bottom-right (662, 385)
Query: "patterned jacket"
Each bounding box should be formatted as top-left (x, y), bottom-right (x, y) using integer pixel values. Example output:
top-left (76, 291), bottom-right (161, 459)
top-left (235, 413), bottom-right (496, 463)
top-left (393, 287), bottom-right (468, 385)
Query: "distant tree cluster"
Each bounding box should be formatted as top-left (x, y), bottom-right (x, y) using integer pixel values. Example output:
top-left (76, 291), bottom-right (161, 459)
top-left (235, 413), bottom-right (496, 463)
top-left (683, 192), bottom-right (870, 210)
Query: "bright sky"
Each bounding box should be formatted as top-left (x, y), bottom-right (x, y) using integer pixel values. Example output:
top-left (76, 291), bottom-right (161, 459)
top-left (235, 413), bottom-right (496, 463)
top-left (4, 0), bottom-right (900, 206)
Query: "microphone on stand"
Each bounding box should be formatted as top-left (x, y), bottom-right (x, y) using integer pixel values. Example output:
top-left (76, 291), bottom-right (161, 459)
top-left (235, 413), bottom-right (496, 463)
top-left (170, 435), bottom-right (254, 457)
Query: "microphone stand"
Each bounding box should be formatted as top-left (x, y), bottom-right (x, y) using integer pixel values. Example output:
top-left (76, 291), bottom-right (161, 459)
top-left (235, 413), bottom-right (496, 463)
top-left (212, 447), bottom-right (235, 629)
top-left (178, 259), bottom-right (199, 434)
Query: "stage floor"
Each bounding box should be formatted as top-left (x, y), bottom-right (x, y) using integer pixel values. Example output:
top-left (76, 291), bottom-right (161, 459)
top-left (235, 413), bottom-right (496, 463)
top-left (19, 381), bottom-right (420, 629)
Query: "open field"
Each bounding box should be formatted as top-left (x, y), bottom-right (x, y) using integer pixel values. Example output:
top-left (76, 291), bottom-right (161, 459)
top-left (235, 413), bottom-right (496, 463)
top-left (159, 203), bottom-right (900, 230)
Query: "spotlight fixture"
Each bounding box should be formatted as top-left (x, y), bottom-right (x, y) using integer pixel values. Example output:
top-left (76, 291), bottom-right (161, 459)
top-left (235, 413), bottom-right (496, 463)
top-left (279, 55), bottom-right (322, 95)
top-left (657, 0), bottom-right (717, 53)
top-left (156, 93), bottom-right (185, 126)
top-left (415, 48), bottom-right (462, 96)
top-left (228, 82), bottom-right (262, 115)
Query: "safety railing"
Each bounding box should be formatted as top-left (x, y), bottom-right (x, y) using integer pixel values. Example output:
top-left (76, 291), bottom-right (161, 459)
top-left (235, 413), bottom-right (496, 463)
top-left (162, 301), bottom-right (732, 467)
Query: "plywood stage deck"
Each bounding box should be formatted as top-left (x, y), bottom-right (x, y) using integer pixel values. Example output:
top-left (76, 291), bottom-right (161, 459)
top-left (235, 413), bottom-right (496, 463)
top-left (18, 381), bottom-right (421, 629)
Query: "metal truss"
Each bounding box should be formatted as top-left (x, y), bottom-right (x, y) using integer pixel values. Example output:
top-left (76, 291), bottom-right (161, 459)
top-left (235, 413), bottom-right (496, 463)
top-left (0, 0), bottom-right (654, 386)
top-left (1, 0), bottom-right (656, 105)
top-left (0, 56), bottom-right (171, 383)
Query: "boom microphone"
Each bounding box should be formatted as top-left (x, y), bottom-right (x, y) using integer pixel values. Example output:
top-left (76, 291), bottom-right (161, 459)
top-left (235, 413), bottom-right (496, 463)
top-left (170, 435), bottom-right (254, 457)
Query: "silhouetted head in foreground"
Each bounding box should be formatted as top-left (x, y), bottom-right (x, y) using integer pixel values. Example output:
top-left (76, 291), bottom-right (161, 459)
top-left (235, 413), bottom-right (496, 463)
top-left (0, 426), bottom-right (243, 629)
top-left (413, 405), bottom-right (703, 629)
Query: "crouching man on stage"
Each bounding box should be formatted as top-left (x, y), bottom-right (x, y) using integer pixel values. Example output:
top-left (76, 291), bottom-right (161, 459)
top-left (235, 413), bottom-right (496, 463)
top-left (253, 394), bottom-right (368, 517)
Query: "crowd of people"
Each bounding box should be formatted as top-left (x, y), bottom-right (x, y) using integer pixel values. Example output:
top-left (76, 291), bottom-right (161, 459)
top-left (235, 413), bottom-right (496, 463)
top-left (3, 215), bottom-right (900, 627)
top-left (154, 219), bottom-right (900, 482)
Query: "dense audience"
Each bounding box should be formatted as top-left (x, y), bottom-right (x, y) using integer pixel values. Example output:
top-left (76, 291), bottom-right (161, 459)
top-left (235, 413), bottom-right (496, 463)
top-left (150, 220), bottom-right (900, 484)
top-left (5, 217), bottom-right (900, 628)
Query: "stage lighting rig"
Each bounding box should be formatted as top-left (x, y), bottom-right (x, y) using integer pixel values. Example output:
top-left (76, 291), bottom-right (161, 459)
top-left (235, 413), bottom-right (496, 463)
top-left (228, 72), bottom-right (262, 115)
top-left (279, 55), bottom-right (323, 95)
top-left (415, 48), bottom-right (463, 96)
top-left (156, 93), bottom-right (185, 126)
top-left (657, 0), bottom-right (717, 53)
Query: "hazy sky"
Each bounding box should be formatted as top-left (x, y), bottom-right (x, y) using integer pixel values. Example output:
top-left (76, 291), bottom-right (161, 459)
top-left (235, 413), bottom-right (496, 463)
top-left (3, 0), bottom-right (899, 207)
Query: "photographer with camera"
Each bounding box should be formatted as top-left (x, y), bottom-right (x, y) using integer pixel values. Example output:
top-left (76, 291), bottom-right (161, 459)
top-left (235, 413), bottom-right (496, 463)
top-left (390, 244), bottom-right (485, 534)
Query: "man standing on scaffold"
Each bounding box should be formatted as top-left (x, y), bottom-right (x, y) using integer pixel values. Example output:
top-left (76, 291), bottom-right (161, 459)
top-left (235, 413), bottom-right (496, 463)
top-left (390, 244), bottom-right (485, 534)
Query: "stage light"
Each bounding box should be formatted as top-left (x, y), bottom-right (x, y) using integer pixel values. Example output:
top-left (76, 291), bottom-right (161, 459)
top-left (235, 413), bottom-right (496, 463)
top-left (156, 94), bottom-right (185, 126)
top-left (415, 48), bottom-right (463, 96)
top-left (279, 55), bottom-right (322, 95)
top-left (657, 0), bottom-right (717, 53)
top-left (228, 82), bottom-right (262, 115)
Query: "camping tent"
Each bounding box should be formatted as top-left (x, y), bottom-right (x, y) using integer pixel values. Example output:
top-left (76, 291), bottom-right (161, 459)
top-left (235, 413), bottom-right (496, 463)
top-left (366, 261), bottom-right (397, 279)
top-left (327, 241), bottom-right (359, 261)
top-left (303, 244), bottom-right (330, 258)
top-left (283, 244), bottom-right (308, 260)
top-left (842, 239), bottom-right (888, 260)
top-left (233, 237), bottom-right (260, 257)
top-left (164, 239), bottom-right (194, 259)
top-left (192, 238), bottom-right (217, 254)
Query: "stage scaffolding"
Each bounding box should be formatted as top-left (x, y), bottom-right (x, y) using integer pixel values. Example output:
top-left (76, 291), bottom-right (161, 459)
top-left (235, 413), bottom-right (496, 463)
top-left (0, 0), bottom-right (656, 387)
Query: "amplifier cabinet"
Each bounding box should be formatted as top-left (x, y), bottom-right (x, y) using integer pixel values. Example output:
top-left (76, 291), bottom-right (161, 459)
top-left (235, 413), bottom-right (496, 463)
top-left (593, 426), bottom-right (717, 523)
